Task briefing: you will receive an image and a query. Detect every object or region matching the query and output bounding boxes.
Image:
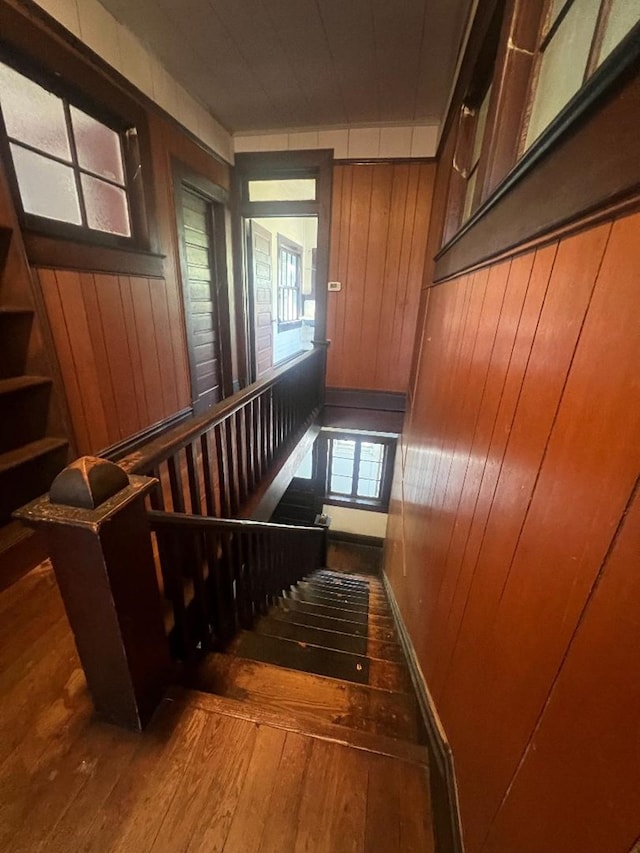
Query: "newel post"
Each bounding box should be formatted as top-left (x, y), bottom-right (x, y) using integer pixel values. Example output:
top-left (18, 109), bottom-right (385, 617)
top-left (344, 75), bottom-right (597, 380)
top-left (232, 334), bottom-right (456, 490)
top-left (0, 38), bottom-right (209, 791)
top-left (14, 456), bottom-right (170, 731)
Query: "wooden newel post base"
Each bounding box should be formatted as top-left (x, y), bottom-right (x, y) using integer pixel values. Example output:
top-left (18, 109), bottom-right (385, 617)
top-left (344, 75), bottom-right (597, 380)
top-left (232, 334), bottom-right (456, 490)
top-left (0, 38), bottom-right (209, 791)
top-left (15, 456), bottom-right (170, 731)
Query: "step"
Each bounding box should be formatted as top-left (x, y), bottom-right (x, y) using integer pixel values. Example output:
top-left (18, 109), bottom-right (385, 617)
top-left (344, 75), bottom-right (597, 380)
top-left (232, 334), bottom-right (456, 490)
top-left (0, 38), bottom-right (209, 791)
top-left (232, 630), bottom-right (413, 692)
top-left (185, 653), bottom-right (421, 742)
top-left (278, 597), bottom-right (395, 629)
top-left (305, 574), bottom-right (387, 600)
top-left (0, 438), bottom-right (68, 523)
top-left (0, 521), bottom-right (47, 591)
top-left (293, 585), bottom-right (391, 617)
top-left (289, 587), bottom-right (371, 615)
top-left (268, 604), bottom-right (398, 643)
top-left (230, 629), bottom-right (370, 685)
top-left (254, 615), bottom-right (402, 662)
top-left (0, 306), bottom-right (34, 315)
top-left (0, 437), bottom-right (68, 475)
top-left (298, 578), bottom-right (372, 603)
top-left (315, 568), bottom-right (385, 589)
top-left (167, 686), bottom-right (428, 766)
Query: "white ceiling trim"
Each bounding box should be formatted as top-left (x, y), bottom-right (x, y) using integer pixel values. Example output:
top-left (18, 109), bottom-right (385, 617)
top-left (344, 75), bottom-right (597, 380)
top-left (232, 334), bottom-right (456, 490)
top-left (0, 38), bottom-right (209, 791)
top-left (234, 124), bottom-right (439, 160)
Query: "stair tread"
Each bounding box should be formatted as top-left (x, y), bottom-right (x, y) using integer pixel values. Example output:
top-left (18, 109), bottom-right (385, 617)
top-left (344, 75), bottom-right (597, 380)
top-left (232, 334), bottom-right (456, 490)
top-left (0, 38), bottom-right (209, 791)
top-left (268, 605), bottom-right (398, 642)
top-left (185, 653), bottom-right (420, 742)
top-left (278, 597), bottom-right (394, 628)
top-left (254, 615), bottom-right (403, 661)
top-left (293, 586), bottom-right (391, 616)
top-left (231, 629), bottom-right (371, 685)
top-left (168, 685), bottom-right (428, 766)
top-left (232, 630), bottom-right (412, 692)
top-left (0, 375), bottom-right (51, 396)
top-left (0, 437), bottom-right (68, 474)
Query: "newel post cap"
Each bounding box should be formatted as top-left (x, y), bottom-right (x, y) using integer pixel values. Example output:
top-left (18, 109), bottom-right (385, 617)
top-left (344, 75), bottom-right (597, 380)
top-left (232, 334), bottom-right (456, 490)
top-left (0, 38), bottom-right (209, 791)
top-left (49, 456), bottom-right (129, 509)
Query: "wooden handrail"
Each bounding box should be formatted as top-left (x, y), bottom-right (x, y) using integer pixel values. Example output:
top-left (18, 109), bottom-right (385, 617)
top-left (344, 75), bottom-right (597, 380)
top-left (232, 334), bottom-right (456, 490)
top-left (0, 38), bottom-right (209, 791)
top-left (119, 348), bottom-right (322, 475)
top-left (148, 509), bottom-right (323, 535)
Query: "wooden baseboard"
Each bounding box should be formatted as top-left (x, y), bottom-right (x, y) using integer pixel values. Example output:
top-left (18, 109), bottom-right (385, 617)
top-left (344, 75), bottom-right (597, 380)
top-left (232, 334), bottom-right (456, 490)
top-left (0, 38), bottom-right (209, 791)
top-left (382, 573), bottom-right (465, 853)
top-left (325, 387), bottom-right (407, 412)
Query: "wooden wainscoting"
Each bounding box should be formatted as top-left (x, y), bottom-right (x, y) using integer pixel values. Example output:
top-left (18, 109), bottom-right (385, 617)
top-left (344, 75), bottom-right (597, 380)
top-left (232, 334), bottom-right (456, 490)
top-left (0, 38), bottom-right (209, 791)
top-left (326, 162), bottom-right (435, 394)
top-left (384, 207), bottom-right (640, 853)
top-left (36, 268), bottom-right (191, 456)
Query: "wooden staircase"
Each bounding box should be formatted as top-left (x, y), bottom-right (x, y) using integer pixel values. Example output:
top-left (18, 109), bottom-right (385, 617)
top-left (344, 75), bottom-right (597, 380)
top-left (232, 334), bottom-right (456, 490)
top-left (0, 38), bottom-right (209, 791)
top-left (178, 564), bottom-right (434, 849)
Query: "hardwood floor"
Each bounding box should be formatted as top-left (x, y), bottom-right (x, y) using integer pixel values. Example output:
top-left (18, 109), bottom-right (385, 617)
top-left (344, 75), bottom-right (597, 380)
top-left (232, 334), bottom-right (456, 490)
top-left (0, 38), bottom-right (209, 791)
top-left (0, 562), bottom-right (434, 852)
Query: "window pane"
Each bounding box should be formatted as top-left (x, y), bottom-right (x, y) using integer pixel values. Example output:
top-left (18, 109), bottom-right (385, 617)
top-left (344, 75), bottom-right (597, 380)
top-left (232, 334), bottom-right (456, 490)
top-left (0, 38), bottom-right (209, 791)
top-left (357, 478), bottom-right (381, 499)
top-left (358, 459), bottom-right (381, 480)
top-left (332, 456), bottom-right (355, 477)
top-left (360, 442), bottom-right (384, 463)
top-left (330, 474), bottom-right (353, 495)
top-left (0, 62), bottom-right (71, 161)
top-left (333, 439), bottom-right (356, 459)
top-left (598, 0), bottom-right (640, 65)
top-left (470, 85), bottom-right (492, 169)
top-left (296, 447), bottom-right (313, 479)
top-left (81, 174), bottom-right (131, 236)
top-left (525, 0), bottom-right (601, 148)
top-left (10, 144), bottom-right (81, 224)
top-left (248, 179), bottom-right (316, 202)
top-left (71, 107), bottom-right (125, 184)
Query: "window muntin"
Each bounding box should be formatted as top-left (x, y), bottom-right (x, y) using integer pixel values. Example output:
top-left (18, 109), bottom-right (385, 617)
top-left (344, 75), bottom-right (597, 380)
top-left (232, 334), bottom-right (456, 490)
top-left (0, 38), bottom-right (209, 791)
top-left (524, 0), bottom-right (640, 149)
top-left (0, 59), bottom-right (132, 238)
top-left (277, 236), bottom-right (302, 325)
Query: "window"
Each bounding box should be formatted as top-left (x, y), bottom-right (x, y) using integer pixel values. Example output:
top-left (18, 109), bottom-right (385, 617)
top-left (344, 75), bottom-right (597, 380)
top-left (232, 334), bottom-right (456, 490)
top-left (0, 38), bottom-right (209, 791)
top-left (325, 434), bottom-right (395, 511)
top-left (460, 84), bottom-right (492, 224)
top-left (247, 178), bottom-right (316, 202)
top-left (524, 0), bottom-right (640, 148)
top-left (0, 59), bottom-right (132, 239)
top-left (277, 234), bottom-right (302, 326)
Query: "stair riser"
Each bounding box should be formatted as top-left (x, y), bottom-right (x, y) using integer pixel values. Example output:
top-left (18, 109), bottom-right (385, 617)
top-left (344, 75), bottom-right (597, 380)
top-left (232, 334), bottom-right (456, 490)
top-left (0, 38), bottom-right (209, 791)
top-left (0, 384), bottom-right (51, 453)
top-left (0, 313), bottom-right (33, 379)
top-left (0, 444), bottom-right (67, 522)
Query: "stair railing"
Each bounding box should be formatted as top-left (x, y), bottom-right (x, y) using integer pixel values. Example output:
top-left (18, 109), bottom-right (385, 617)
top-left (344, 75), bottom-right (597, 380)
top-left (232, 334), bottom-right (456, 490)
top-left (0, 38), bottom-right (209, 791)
top-left (148, 510), bottom-right (326, 658)
top-left (118, 345), bottom-right (325, 519)
top-left (14, 346), bottom-right (328, 731)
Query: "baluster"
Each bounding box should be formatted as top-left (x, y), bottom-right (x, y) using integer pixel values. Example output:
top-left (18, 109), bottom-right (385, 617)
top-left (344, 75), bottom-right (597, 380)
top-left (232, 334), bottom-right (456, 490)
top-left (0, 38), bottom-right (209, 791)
top-left (190, 529), bottom-right (213, 648)
top-left (204, 529), bottom-right (227, 646)
top-left (234, 410), bottom-right (248, 506)
top-left (224, 416), bottom-right (239, 515)
top-left (167, 454), bottom-right (186, 514)
top-left (214, 422), bottom-right (231, 517)
top-left (149, 466), bottom-right (165, 510)
top-left (200, 432), bottom-right (216, 517)
top-left (245, 403), bottom-right (256, 492)
top-left (185, 441), bottom-right (203, 515)
top-left (251, 397), bottom-right (260, 484)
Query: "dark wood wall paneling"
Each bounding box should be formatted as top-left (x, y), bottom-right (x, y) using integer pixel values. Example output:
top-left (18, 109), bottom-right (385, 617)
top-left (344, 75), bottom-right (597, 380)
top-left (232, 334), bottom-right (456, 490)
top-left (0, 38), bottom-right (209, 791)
top-left (326, 162), bottom-right (435, 394)
top-left (384, 207), bottom-right (640, 852)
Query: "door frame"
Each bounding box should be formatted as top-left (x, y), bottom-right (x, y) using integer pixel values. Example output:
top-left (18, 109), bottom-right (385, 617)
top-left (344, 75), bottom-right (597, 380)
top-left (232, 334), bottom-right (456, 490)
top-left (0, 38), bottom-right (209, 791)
top-left (232, 149), bottom-right (332, 386)
top-left (172, 158), bottom-right (233, 411)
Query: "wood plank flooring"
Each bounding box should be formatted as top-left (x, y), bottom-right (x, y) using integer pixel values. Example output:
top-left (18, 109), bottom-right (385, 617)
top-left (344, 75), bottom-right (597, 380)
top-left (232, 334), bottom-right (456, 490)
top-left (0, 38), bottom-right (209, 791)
top-left (0, 560), bottom-right (434, 851)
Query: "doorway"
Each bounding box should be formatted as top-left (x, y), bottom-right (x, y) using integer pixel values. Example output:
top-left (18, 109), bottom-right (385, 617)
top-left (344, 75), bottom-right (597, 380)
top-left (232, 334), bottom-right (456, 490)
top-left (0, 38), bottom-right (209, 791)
top-left (234, 150), bottom-right (332, 385)
top-left (174, 162), bottom-right (233, 413)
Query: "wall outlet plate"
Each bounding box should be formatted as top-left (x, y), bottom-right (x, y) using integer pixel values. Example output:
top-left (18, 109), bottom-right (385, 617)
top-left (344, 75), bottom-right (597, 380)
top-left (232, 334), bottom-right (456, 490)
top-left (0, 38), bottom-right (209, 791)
top-left (328, 281), bottom-right (342, 291)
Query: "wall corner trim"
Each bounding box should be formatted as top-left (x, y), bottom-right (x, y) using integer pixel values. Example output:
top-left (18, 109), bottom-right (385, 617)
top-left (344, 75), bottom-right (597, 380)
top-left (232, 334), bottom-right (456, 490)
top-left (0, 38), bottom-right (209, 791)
top-left (383, 572), bottom-right (466, 853)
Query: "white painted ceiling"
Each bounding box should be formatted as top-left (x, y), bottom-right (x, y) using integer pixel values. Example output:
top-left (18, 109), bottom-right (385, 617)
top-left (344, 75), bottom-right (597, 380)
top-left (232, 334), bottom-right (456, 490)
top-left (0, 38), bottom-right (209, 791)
top-left (99, 0), bottom-right (472, 133)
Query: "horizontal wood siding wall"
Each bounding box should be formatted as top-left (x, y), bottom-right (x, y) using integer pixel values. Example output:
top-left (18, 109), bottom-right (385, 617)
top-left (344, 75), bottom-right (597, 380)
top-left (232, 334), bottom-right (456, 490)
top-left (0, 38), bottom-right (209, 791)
top-left (36, 269), bottom-right (191, 455)
top-left (384, 207), bottom-right (640, 853)
top-left (326, 162), bottom-right (435, 393)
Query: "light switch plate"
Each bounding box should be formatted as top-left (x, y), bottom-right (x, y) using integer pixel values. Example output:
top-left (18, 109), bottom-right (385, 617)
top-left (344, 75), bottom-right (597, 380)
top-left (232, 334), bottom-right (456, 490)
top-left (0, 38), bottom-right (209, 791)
top-left (328, 281), bottom-right (342, 291)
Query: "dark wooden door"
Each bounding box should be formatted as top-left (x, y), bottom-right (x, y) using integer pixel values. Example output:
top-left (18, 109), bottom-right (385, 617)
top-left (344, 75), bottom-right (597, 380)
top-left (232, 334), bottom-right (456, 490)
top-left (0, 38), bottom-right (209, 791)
top-left (180, 187), bottom-right (223, 412)
top-left (250, 221), bottom-right (273, 378)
